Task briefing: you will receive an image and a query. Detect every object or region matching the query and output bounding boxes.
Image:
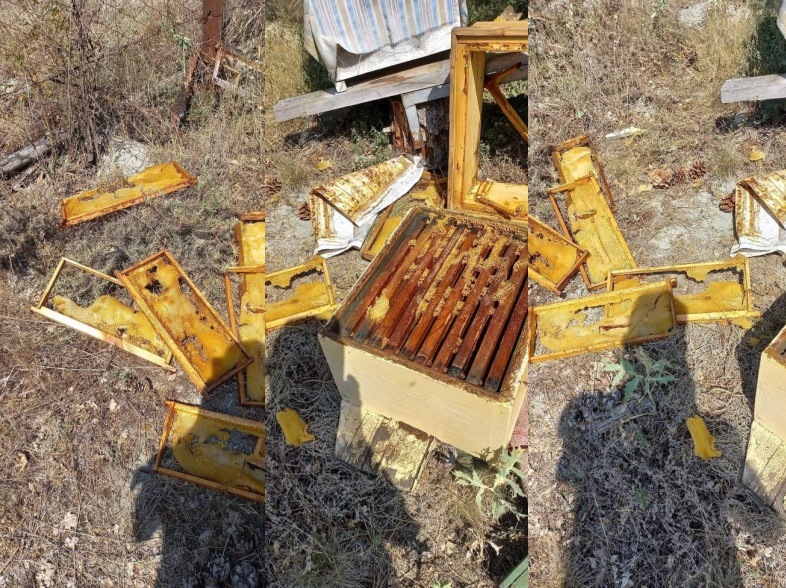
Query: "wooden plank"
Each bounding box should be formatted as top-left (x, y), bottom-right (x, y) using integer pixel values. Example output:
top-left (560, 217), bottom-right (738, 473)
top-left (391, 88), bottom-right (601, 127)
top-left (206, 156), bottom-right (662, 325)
top-left (335, 400), bottom-right (433, 491)
top-left (721, 74), bottom-right (786, 104)
top-left (274, 59), bottom-right (451, 122)
top-left (275, 52), bottom-right (527, 123)
top-left (743, 420), bottom-right (786, 517)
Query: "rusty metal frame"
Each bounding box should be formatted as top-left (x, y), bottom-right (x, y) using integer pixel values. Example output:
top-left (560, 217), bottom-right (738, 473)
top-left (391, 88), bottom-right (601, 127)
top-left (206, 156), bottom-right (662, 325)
top-left (548, 174), bottom-right (636, 291)
top-left (551, 134), bottom-right (616, 211)
top-left (447, 21), bottom-right (528, 217)
top-left (607, 257), bottom-right (759, 324)
top-left (60, 162), bottom-right (198, 227)
top-left (266, 256), bottom-right (339, 330)
top-left (153, 400), bottom-right (264, 503)
top-left (115, 250), bottom-right (253, 394)
top-left (31, 258), bottom-right (175, 370)
top-left (528, 281), bottom-right (677, 363)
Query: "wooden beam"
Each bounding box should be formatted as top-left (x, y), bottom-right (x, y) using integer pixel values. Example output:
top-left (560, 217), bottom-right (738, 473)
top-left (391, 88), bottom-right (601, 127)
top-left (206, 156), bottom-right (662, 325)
top-left (274, 52), bottom-right (527, 123)
top-left (721, 74), bottom-right (786, 104)
top-left (201, 0), bottom-right (223, 62)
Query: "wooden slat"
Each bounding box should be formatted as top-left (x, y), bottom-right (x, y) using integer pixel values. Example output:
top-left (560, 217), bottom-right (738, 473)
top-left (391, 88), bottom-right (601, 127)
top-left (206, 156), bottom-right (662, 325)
top-left (721, 74), bottom-right (786, 104)
top-left (484, 286), bottom-right (528, 393)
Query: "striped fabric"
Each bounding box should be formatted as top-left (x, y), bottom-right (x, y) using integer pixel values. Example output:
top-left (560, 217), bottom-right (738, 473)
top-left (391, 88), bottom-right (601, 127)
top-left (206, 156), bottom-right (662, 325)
top-left (304, 0), bottom-right (467, 80)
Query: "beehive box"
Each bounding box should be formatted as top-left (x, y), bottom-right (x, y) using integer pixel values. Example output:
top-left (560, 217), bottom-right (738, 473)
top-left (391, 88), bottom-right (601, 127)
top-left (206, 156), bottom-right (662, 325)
top-left (319, 207), bottom-right (528, 458)
top-left (743, 323), bottom-right (786, 516)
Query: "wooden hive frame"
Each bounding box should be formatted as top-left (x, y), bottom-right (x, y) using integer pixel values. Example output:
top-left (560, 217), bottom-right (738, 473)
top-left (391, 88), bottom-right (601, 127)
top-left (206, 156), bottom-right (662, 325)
top-left (447, 21), bottom-right (528, 218)
top-left (115, 250), bottom-right (253, 394)
top-left (154, 401), bottom-right (265, 503)
top-left (547, 175), bottom-right (636, 290)
top-left (527, 214), bottom-right (588, 295)
top-left (60, 162), bottom-right (197, 227)
top-left (528, 282), bottom-right (677, 363)
top-left (31, 257), bottom-right (175, 370)
top-left (224, 212), bottom-right (266, 407)
top-left (265, 256), bottom-right (339, 330)
top-left (607, 257), bottom-right (759, 325)
top-left (551, 134), bottom-right (616, 210)
top-left (319, 207), bottom-right (529, 458)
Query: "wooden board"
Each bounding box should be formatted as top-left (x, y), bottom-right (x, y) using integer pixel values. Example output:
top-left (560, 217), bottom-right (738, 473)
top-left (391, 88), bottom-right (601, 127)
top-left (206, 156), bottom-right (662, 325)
top-left (274, 51), bottom-right (527, 123)
top-left (335, 400), bottom-right (433, 491)
top-left (743, 420), bottom-right (786, 517)
top-left (115, 250), bottom-right (252, 394)
top-left (721, 74), bottom-right (786, 104)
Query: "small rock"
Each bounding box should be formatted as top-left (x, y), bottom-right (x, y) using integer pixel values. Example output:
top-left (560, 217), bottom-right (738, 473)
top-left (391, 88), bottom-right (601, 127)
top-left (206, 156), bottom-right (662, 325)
top-left (678, 2), bottom-right (708, 27)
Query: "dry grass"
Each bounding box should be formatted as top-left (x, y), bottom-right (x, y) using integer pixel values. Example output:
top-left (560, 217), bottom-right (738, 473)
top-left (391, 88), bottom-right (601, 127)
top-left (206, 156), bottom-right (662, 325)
top-left (0, 1), bottom-right (265, 586)
top-left (529, 0), bottom-right (786, 585)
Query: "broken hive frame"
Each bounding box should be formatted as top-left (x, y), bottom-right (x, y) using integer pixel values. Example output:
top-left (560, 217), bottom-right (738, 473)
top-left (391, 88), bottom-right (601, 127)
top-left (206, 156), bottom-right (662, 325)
top-left (484, 63), bottom-right (528, 143)
top-left (60, 162), bottom-right (197, 227)
top-left (225, 212), bottom-right (266, 406)
top-left (548, 174), bottom-right (636, 290)
top-left (551, 134), bottom-right (615, 210)
top-left (115, 250), bottom-right (253, 394)
top-left (471, 181), bottom-right (528, 219)
top-left (31, 258), bottom-right (175, 371)
top-left (447, 21), bottom-right (528, 217)
top-left (743, 323), bottom-right (786, 516)
top-left (607, 257), bottom-right (759, 325)
top-left (320, 207), bottom-right (529, 458)
top-left (528, 215), bottom-right (588, 295)
top-left (266, 256), bottom-right (339, 330)
top-left (154, 401), bottom-right (265, 503)
top-left (212, 44), bottom-right (264, 98)
top-left (528, 281), bottom-right (676, 363)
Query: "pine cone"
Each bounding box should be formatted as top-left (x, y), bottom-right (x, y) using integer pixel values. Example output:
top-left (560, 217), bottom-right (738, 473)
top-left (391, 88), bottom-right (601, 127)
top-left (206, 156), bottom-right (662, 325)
top-left (262, 177), bottom-right (283, 198)
top-left (719, 195), bottom-right (734, 213)
top-left (298, 201), bottom-right (311, 220)
top-left (650, 168), bottom-right (672, 189)
top-left (688, 159), bottom-right (706, 180)
top-left (668, 167), bottom-right (687, 187)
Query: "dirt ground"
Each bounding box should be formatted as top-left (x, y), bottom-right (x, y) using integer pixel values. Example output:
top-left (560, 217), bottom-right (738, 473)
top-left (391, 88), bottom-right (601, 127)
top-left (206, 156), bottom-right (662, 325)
top-left (529, 0), bottom-right (786, 585)
top-left (0, 1), bottom-right (265, 586)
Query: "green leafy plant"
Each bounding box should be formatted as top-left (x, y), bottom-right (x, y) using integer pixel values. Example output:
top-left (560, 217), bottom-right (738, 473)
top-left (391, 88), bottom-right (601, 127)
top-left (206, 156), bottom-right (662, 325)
top-left (453, 447), bottom-right (526, 521)
top-left (604, 351), bottom-right (676, 406)
top-left (430, 581), bottom-right (452, 588)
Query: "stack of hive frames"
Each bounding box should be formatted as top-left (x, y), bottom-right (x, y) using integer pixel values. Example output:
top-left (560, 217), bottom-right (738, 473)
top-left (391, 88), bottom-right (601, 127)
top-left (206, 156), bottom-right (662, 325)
top-left (225, 212), bottom-right (266, 406)
top-left (319, 208), bottom-right (529, 458)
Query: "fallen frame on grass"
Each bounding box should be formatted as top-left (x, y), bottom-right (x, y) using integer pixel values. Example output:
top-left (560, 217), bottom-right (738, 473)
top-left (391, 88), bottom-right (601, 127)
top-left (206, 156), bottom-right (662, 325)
top-left (115, 250), bottom-right (253, 394)
top-left (551, 134), bottom-right (616, 210)
top-left (224, 212), bottom-right (266, 406)
top-left (154, 401), bottom-right (265, 502)
top-left (528, 281), bottom-right (676, 363)
top-left (528, 215), bottom-right (588, 295)
top-left (265, 256), bottom-right (339, 330)
top-left (548, 174), bottom-right (636, 290)
top-left (60, 162), bottom-right (197, 227)
top-left (31, 258), bottom-right (174, 370)
top-left (607, 257), bottom-right (759, 325)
